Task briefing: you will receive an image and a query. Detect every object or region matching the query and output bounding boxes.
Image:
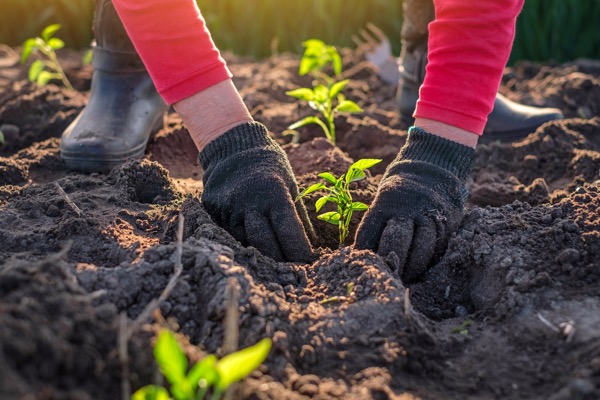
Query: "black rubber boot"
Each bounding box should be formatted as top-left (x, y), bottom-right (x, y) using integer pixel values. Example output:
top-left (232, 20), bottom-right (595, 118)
top-left (60, 0), bottom-right (168, 172)
top-left (397, 0), bottom-right (563, 143)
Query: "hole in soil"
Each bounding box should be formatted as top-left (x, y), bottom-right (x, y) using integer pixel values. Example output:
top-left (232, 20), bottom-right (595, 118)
top-left (115, 159), bottom-right (180, 204)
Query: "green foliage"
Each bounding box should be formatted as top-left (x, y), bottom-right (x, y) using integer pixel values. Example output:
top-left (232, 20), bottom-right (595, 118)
top-left (20, 24), bottom-right (74, 90)
top-left (0, 0), bottom-right (94, 49)
top-left (510, 0), bottom-right (600, 63)
top-left (298, 39), bottom-right (342, 77)
top-left (82, 48), bottom-right (93, 65)
top-left (297, 159), bottom-right (381, 245)
top-left (132, 330), bottom-right (272, 400)
top-left (2, 1), bottom-right (600, 63)
top-left (451, 320), bottom-right (474, 336)
top-left (286, 40), bottom-right (362, 145)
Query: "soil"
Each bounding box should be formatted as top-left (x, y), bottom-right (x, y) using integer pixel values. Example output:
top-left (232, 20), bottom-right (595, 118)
top-left (0, 43), bottom-right (599, 400)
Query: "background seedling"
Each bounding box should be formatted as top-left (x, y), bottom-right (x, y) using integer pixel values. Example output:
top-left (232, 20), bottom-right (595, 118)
top-left (297, 158), bottom-right (381, 245)
top-left (286, 39), bottom-right (362, 145)
top-left (20, 24), bottom-right (74, 90)
top-left (451, 320), bottom-right (473, 336)
top-left (132, 330), bottom-right (272, 400)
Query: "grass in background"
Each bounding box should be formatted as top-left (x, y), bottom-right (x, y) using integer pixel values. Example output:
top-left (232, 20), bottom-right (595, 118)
top-left (510, 0), bottom-right (600, 63)
top-left (197, 0), bottom-right (403, 58)
top-left (1, 0), bottom-right (600, 64)
top-left (1, 0), bottom-right (93, 49)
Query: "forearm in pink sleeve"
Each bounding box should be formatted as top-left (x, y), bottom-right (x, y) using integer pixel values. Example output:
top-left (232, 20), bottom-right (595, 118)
top-left (112, 0), bottom-right (232, 105)
top-left (414, 0), bottom-right (524, 134)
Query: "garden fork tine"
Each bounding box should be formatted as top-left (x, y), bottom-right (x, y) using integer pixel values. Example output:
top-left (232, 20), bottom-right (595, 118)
top-left (352, 23), bottom-right (400, 85)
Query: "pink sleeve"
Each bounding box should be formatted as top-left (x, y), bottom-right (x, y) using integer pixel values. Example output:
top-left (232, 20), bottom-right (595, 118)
top-left (112, 0), bottom-right (232, 105)
top-left (415, 0), bottom-right (525, 134)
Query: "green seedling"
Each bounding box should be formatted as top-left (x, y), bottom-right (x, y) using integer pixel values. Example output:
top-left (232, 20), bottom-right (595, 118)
top-left (21, 24), bottom-right (74, 90)
top-left (286, 39), bottom-right (362, 145)
top-left (82, 48), bottom-right (93, 65)
top-left (132, 330), bottom-right (272, 400)
top-left (319, 282), bottom-right (356, 306)
top-left (298, 39), bottom-right (342, 82)
top-left (0, 130), bottom-right (5, 146)
top-left (296, 158), bottom-right (381, 245)
top-left (451, 320), bottom-right (474, 336)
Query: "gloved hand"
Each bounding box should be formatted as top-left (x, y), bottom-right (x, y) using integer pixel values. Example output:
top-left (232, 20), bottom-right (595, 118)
top-left (355, 127), bottom-right (475, 282)
top-left (199, 122), bottom-right (315, 263)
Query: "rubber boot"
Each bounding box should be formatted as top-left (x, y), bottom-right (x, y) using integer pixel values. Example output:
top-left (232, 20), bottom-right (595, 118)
top-left (60, 0), bottom-right (168, 172)
top-left (397, 0), bottom-right (563, 143)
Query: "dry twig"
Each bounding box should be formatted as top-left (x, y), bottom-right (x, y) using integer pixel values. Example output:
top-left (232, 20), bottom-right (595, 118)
top-left (404, 288), bottom-right (412, 320)
top-left (54, 182), bottom-right (83, 217)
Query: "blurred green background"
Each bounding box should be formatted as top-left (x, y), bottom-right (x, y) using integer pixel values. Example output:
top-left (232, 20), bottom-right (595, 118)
top-left (1, 0), bottom-right (599, 64)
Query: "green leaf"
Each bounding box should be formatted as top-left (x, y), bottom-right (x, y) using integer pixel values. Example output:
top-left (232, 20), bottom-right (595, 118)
top-left (154, 330), bottom-right (188, 387)
top-left (21, 38), bottom-right (37, 64)
top-left (318, 172), bottom-right (337, 184)
top-left (315, 196), bottom-right (330, 212)
top-left (0, 130), bottom-right (5, 146)
top-left (82, 49), bottom-right (93, 65)
top-left (41, 24), bottom-right (62, 42)
top-left (287, 116), bottom-right (323, 129)
top-left (313, 85), bottom-right (328, 103)
top-left (286, 88), bottom-right (314, 101)
top-left (330, 48), bottom-right (342, 76)
top-left (349, 159), bottom-right (382, 172)
top-left (288, 116), bottom-right (330, 142)
top-left (345, 159), bottom-right (381, 184)
top-left (131, 385), bottom-right (170, 400)
top-left (28, 60), bottom-right (45, 82)
top-left (36, 71), bottom-right (61, 86)
top-left (215, 338), bottom-right (272, 391)
top-left (329, 80), bottom-right (348, 99)
top-left (302, 39), bottom-right (325, 49)
top-left (299, 39), bottom-right (326, 76)
top-left (187, 354), bottom-right (218, 389)
top-left (345, 168), bottom-right (366, 184)
top-left (336, 100), bottom-right (363, 114)
top-left (299, 57), bottom-right (318, 76)
top-left (317, 211), bottom-right (341, 226)
top-left (48, 37), bottom-right (65, 50)
top-left (296, 182), bottom-right (326, 200)
top-left (351, 202), bottom-right (369, 211)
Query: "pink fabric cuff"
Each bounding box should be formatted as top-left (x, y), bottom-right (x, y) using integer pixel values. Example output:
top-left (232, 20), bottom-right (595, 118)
top-left (414, 0), bottom-right (525, 135)
top-left (112, 0), bottom-right (232, 105)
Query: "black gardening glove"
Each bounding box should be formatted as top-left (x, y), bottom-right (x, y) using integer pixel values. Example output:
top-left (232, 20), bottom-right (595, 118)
top-left (199, 122), bottom-right (315, 263)
top-left (355, 127), bottom-right (476, 282)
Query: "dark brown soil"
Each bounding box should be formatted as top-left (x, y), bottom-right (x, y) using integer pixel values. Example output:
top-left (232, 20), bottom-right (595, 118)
top-left (1, 45), bottom-right (599, 400)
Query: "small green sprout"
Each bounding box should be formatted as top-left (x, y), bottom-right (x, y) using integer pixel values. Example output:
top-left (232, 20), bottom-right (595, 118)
top-left (298, 39), bottom-right (342, 81)
top-left (451, 320), bottom-right (474, 336)
top-left (0, 130), bottom-right (5, 147)
top-left (21, 24), bottom-right (74, 90)
top-left (132, 330), bottom-right (272, 400)
top-left (82, 48), bottom-right (94, 65)
top-left (297, 158), bottom-right (381, 245)
top-left (286, 39), bottom-right (362, 145)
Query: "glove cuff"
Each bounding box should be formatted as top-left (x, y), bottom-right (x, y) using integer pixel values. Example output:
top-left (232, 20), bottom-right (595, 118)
top-left (198, 122), bottom-right (274, 169)
top-left (399, 126), bottom-right (476, 181)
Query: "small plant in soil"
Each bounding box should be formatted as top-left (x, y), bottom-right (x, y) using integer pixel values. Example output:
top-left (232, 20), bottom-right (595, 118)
top-left (451, 320), bottom-right (474, 336)
top-left (286, 39), bottom-right (362, 145)
top-left (296, 158), bottom-right (381, 246)
top-left (132, 330), bottom-right (272, 400)
top-left (20, 24), bottom-right (74, 90)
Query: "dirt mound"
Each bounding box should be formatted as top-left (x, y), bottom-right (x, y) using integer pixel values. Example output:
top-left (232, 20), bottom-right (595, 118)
top-left (0, 48), bottom-right (599, 400)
